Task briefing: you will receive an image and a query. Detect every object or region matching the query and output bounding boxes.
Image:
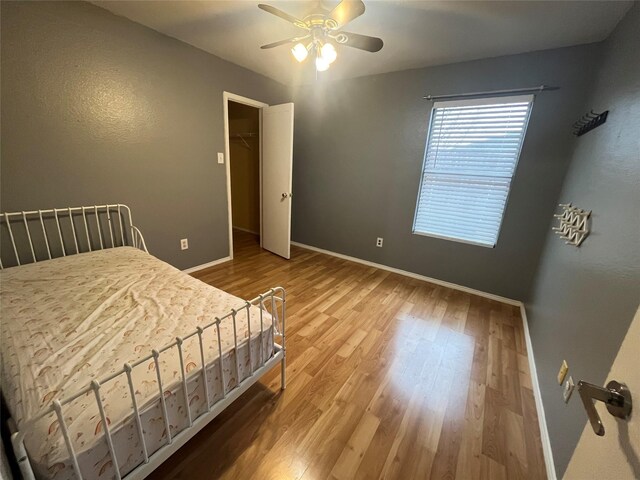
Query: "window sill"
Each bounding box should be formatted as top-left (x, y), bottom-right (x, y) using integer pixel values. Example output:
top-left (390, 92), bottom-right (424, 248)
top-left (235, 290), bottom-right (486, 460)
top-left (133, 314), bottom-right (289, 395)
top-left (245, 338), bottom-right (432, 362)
top-left (412, 230), bottom-right (496, 248)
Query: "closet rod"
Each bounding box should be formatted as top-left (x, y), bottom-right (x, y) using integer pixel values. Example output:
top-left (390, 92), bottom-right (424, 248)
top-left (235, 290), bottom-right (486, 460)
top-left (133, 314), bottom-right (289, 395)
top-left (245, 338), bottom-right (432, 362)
top-left (423, 85), bottom-right (558, 101)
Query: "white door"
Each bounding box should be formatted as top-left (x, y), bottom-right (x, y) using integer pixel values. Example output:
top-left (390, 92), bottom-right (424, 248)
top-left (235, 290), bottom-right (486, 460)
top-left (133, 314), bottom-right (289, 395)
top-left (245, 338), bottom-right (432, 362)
top-left (262, 103), bottom-right (294, 259)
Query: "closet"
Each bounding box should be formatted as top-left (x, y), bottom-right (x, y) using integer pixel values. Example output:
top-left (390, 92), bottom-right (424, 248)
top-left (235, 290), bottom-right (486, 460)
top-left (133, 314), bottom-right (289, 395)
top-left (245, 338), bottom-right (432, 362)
top-left (228, 101), bottom-right (260, 247)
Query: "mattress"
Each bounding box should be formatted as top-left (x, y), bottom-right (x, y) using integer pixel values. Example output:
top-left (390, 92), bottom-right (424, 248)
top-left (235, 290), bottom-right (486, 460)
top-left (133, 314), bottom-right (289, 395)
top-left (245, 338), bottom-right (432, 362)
top-left (0, 247), bottom-right (275, 479)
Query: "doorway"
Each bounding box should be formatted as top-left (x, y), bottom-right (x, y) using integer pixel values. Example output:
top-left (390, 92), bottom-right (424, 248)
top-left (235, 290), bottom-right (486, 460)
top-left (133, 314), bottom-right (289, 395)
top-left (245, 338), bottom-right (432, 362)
top-left (223, 92), bottom-right (294, 260)
top-left (223, 92), bottom-right (267, 259)
top-left (228, 100), bottom-right (261, 254)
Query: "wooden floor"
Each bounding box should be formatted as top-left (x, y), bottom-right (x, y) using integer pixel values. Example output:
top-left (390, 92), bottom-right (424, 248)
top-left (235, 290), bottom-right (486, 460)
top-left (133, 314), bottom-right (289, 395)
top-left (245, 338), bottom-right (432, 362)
top-left (149, 230), bottom-right (546, 480)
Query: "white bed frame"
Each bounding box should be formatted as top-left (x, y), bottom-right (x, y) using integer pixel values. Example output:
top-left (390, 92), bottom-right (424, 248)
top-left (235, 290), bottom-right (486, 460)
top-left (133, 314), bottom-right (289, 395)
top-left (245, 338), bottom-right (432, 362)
top-left (0, 204), bottom-right (286, 480)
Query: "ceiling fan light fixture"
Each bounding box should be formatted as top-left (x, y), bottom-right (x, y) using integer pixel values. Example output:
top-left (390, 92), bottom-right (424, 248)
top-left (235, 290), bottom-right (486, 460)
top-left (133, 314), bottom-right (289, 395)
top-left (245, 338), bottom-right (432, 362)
top-left (291, 42), bottom-right (309, 62)
top-left (315, 55), bottom-right (330, 72)
top-left (259, 1), bottom-right (383, 74)
top-left (320, 42), bottom-right (337, 64)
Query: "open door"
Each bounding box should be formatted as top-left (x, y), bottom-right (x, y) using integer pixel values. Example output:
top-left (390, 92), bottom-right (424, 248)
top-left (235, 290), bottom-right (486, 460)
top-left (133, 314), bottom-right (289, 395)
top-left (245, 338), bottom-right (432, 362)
top-left (262, 103), bottom-right (294, 259)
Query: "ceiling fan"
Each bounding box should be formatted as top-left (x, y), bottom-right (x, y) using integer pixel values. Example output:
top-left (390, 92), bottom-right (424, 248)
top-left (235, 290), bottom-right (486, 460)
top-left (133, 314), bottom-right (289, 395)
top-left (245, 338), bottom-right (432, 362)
top-left (258, 0), bottom-right (383, 72)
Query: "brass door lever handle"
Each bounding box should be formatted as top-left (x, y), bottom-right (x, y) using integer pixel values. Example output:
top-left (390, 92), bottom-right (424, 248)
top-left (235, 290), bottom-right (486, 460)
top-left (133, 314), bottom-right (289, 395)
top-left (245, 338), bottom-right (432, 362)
top-left (577, 380), bottom-right (632, 436)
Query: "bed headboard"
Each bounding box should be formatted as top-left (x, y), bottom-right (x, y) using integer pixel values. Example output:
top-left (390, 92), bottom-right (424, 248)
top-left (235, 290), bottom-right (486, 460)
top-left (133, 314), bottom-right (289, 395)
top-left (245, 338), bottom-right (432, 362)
top-left (0, 204), bottom-right (147, 269)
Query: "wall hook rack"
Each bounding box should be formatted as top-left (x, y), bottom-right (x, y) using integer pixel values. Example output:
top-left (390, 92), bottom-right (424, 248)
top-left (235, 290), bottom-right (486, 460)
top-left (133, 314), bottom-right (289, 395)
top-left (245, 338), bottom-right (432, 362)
top-left (552, 203), bottom-right (591, 246)
top-left (573, 110), bottom-right (608, 136)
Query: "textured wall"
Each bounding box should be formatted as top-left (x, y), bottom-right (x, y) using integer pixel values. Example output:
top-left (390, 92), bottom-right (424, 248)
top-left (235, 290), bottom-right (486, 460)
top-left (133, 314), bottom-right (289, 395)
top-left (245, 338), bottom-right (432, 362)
top-left (0, 1), bottom-right (288, 270)
top-left (525, 4), bottom-right (640, 476)
top-left (290, 45), bottom-right (600, 300)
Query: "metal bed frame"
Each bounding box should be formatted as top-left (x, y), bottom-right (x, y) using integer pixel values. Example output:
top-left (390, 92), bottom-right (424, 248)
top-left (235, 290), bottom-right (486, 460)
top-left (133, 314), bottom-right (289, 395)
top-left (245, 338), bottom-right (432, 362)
top-left (0, 204), bottom-right (286, 480)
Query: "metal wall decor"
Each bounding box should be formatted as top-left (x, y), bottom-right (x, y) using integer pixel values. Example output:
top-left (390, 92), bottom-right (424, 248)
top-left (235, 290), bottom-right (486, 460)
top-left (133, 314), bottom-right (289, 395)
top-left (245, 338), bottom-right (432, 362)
top-left (573, 110), bottom-right (608, 136)
top-left (553, 203), bottom-right (591, 246)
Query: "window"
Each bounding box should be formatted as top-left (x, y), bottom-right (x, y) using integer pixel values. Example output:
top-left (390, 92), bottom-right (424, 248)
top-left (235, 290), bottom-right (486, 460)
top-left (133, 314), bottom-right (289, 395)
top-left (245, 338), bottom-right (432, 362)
top-left (413, 95), bottom-right (534, 247)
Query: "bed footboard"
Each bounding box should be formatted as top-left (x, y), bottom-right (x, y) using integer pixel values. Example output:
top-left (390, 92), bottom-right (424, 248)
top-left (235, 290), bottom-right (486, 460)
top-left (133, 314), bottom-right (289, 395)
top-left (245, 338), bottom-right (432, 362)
top-left (9, 287), bottom-right (286, 480)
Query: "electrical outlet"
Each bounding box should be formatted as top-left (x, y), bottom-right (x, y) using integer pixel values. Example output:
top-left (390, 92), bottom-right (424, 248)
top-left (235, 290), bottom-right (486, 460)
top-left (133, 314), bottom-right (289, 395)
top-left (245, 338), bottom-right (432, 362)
top-left (217, 152), bottom-right (224, 164)
top-left (563, 376), bottom-right (575, 403)
top-left (180, 238), bottom-right (189, 250)
top-left (376, 237), bottom-right (383, 248)
top-left (557, 360), bottom-right (569, 385)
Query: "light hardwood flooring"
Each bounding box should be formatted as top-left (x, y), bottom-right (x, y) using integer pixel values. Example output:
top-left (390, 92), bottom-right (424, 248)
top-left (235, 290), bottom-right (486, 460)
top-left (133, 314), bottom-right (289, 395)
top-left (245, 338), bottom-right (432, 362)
top-left (149, 230), bottom-right (547, 480)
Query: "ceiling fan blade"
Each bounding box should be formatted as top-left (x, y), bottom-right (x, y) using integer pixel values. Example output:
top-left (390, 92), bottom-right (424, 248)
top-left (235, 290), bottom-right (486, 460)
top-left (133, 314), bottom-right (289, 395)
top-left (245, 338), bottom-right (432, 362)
top-left (336, 31), bottom-right (383, 52)
top-left (328, 0), bottom-right (365, 29)
top-left (258, 4), bottom-right (308, 30)
top-left (261, 36), bottom-right (309, 49)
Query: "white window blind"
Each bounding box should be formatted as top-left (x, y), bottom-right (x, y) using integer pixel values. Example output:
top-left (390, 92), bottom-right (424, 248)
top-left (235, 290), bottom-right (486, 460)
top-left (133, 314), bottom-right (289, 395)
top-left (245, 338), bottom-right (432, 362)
top-left (413, 94), bottom-right (534, 247)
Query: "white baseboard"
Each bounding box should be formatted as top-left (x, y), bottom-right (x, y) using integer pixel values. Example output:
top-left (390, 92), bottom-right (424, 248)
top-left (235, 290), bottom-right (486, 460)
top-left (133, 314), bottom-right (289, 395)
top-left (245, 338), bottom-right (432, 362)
top-left (183, 256), bottom-right (232, 274)
top-left (519, 304), bottom-right (557, 480)
top-left (290, 241), bottom-right (521, 306)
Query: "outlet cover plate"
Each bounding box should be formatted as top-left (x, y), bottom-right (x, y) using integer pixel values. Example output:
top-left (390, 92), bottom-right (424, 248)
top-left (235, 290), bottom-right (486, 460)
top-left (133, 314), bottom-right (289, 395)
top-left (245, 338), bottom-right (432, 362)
top-left (376, 237), bottom-right (383, 247)
top-left (217, 152), bottom-right (224, 164)
top-left (181, 238), bottom-right (189, 250)
top-left (563, 376), bottom-right (575, 403)
top-left (557, 360), bottom-right (569, 385)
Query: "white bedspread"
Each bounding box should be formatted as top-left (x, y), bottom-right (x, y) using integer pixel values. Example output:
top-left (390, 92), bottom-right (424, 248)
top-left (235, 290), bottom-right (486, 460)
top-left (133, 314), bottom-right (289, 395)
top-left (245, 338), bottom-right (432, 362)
top-left (0, 247), bottom-right (274, 479)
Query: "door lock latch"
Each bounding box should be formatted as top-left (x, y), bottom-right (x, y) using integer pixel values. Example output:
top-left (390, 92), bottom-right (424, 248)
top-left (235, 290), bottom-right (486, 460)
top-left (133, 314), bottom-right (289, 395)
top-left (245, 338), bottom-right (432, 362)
top-left (577, 380), bottom-right (632, 436)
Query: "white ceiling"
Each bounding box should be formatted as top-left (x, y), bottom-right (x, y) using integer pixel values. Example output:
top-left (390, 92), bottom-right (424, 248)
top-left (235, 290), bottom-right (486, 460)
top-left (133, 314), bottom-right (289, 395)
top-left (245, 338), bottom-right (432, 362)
top-left (92, 1), bottom-right (633, 85)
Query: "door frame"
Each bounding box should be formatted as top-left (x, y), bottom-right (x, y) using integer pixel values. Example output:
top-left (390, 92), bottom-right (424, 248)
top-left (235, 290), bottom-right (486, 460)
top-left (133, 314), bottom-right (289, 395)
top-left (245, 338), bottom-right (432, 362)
top-left (223, 92), bottom-right (268, 259)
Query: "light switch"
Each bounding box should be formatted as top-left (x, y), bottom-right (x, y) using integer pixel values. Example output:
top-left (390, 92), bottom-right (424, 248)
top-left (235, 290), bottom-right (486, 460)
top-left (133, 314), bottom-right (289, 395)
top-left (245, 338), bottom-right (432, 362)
top-left (563, 376), bottom-right (575, 403)
top-left (217, 152), bottom-right (224, 164)
top-left (557, 360), bottom-right (569, 385)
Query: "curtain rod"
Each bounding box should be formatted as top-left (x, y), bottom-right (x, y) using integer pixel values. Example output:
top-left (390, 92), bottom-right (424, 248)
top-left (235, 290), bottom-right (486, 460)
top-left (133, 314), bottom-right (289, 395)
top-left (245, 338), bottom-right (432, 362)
top-left (423, 85), bottom-right (558, 101)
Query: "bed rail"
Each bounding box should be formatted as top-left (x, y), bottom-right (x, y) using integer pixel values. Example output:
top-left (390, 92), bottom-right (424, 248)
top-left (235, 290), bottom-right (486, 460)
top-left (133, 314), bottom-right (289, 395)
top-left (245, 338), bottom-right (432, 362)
top-left (0, 204), bottom-right (147, 269)
top-left (10, 286), bottom-right (286, 480)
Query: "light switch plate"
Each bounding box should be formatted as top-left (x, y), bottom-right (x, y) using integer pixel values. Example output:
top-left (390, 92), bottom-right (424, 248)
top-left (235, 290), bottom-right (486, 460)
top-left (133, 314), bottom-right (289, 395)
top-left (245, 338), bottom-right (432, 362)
top-left (563, 376), bottom-right (575, 403)
top-left (557, 360), bottom-right (569, 385)
top-left (217, 152), bottom-right (224, 164)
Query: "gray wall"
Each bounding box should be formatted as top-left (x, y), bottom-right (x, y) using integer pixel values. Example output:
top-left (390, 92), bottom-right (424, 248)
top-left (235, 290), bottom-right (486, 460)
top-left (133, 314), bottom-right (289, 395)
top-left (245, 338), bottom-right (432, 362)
top-left (526, 4), bottom-right (640, 477)
top-left (0, 1), bottom-right (289, 270)
top-left (290, 44), bottom-right (601, 300)
top-left (3, 2), bottom-right (637, 474)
